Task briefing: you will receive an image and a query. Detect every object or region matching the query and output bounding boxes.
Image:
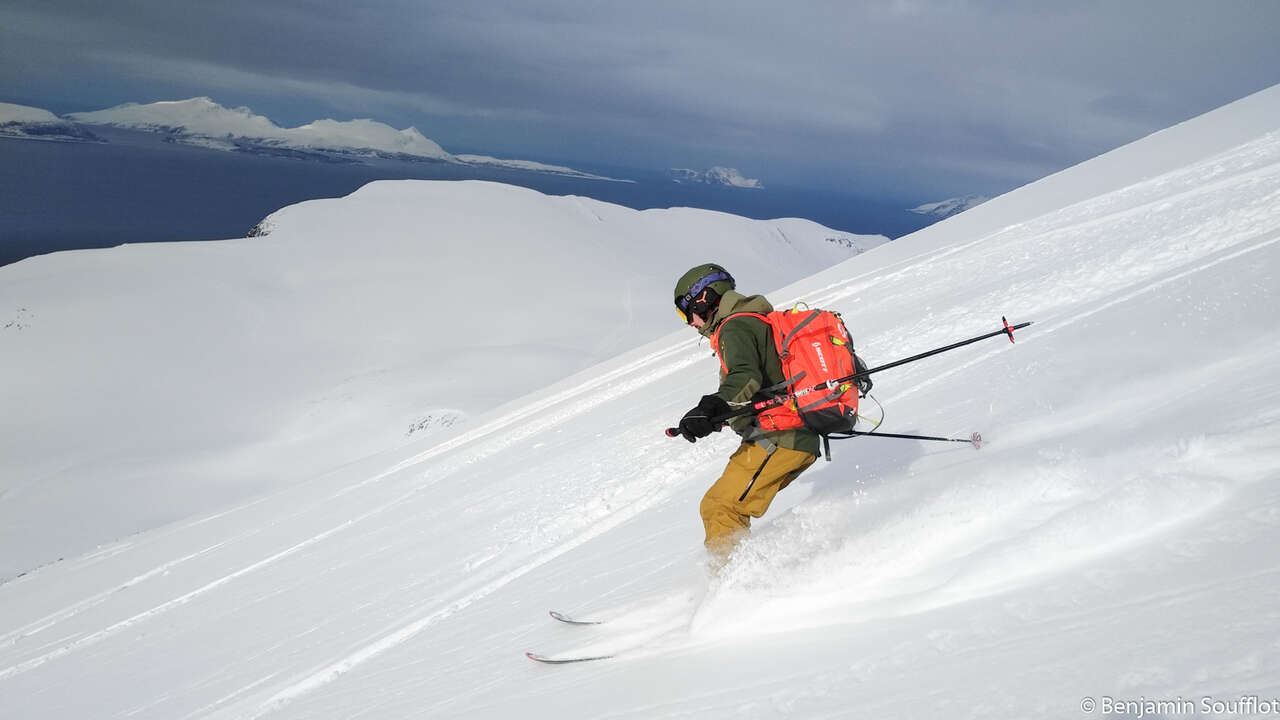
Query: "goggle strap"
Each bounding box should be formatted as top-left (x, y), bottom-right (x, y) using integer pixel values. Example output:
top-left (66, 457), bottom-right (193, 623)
top-left (677, 270), bottom-right (733, 311)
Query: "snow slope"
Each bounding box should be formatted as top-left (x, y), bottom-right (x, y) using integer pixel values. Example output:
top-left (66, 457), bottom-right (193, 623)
top-left (1, 84), bottom-right (1278, 719)
top-left (0, 186), bottom-right (881, 578)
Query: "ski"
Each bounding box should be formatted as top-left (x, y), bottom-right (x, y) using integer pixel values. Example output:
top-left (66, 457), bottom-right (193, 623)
top-left (526, 651), bottom-right (614, 664)
top-left (530, 611), bottom-right (614, 662)
top-left (549, 610), bottom-right (603, 626)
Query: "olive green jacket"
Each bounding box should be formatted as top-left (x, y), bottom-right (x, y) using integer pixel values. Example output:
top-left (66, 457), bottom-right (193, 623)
top-left (698, 290), bottom-right (820, 456)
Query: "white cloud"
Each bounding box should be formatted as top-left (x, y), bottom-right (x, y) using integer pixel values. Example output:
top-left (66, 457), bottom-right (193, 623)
top-left (83, 50), bottom-right (518, 122)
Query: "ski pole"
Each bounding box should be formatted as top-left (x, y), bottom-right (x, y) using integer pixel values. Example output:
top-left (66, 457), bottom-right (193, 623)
top-left (666, 317), bottom-right (1031, 437)
top-left (848, 430), bottom-right (983, 449)
top-left (843, 316), bottom-right (1030, 382)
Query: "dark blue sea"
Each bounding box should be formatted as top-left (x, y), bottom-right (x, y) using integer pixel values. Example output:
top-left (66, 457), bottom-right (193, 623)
top-left (0, 128), bottom-right (932, 267)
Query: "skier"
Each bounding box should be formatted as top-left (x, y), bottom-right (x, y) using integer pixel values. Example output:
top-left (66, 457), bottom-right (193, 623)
top-left (673, 263), bottom-right (869, 565)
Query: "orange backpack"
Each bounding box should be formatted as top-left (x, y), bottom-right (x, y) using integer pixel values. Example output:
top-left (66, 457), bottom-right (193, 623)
top-left (711, 307), bottom-right (862, 439)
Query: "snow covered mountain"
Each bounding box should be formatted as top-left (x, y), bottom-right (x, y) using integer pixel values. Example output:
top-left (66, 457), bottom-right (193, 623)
top-left (0, 102), bottom-right (61, 124)
top-left (2, 82), bottom-right (1278, 720)
top-left (0, 187), bottom-right (883, 578)
top-left (65, 97), bottom-right (624, 179)
top-left (908, 194), bottom-right (990, 219)
top-left (670, 166), bottom-right (764, 189)
top-left (69, 97), bottom-right (453, 161)
top-left (0, 101), bottom-right (100, 142)
top-left (454, 153), bottom-right (631, 182)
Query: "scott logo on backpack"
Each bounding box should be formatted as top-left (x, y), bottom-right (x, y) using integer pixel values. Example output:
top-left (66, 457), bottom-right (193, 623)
top-left (811, 341), bottom-right (830, 373)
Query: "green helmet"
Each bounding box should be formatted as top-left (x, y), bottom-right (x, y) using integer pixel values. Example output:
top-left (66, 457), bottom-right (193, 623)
top-left (674, 263), bottom-right (735, 323)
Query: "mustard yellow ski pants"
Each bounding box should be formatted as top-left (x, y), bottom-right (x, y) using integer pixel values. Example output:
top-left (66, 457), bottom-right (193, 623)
top-left (700, 441), bottom-right (817, 560)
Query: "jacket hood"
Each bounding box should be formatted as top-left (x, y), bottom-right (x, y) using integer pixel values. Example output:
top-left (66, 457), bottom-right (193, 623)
top-left (698, 290), bottom-right (774, 339)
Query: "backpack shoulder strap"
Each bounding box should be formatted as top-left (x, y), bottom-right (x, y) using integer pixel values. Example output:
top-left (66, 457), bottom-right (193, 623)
top-left (709, 312), bottom-right (771, 351)
top-left (709, 312), bottom-right (772, 375)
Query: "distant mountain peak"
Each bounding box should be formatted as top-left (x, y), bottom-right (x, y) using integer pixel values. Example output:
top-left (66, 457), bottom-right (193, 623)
top-left (908, 194), bottom-right (990, 219)
top-left (669, 166), bottom-right (764, 189)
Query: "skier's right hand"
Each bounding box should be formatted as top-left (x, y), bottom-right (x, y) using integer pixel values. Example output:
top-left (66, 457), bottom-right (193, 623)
top-left (678, 394), bottom-right (729, 442)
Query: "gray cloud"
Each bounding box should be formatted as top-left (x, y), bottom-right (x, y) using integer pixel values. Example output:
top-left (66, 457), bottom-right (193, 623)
top-left (3, 0), bottom-right (1278, 198)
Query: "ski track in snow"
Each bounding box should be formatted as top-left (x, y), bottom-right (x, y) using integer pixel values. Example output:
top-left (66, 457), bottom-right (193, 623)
top-left (0, 324), bottom-right (734, 715)
top-left (0, 341), bottom-right (698, 682)
top-left (3, 109), bottom-right (1280, 719)
top-left (242, 484), bottom-right (668, 719)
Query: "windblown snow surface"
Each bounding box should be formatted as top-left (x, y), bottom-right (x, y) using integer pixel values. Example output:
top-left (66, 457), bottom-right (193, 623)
top-left (2, 83), bottom-right (1279, 719)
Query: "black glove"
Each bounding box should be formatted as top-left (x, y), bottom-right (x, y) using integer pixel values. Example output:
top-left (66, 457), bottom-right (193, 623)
top-left (854, 354), bottom-right (873, 396)
top-left (677, 394), bottom-right (731, 443)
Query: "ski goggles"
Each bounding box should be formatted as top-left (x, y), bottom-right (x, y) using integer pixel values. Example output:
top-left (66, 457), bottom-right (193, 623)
top-left (675, 270), bottom-right (733, 324)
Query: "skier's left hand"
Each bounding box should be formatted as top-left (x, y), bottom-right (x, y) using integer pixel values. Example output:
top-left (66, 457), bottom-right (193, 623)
top-left (857, 375), bottom-right (873, 397)
top-left (678, 394), bottom-right (730, 443)
top-left (854, 354), bottom-right (873, 396)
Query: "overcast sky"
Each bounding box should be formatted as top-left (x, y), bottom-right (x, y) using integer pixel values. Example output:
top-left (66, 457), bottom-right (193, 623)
top-left (3, 1), bottom-right (1278, 200)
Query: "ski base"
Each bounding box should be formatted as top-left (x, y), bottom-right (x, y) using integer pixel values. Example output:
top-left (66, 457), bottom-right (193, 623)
top-left (526, 651), bottom-right (614, 664)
